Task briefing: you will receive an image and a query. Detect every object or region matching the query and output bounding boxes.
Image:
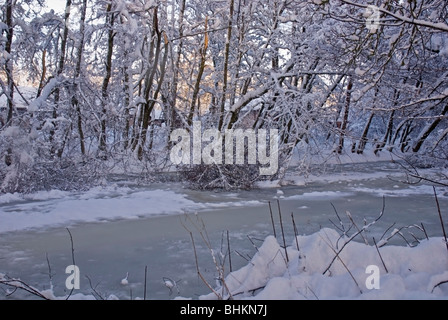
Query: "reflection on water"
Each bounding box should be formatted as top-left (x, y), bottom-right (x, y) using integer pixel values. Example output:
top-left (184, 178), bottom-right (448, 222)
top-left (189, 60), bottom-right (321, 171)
top-left (0, 161), bottom-right (447, 300)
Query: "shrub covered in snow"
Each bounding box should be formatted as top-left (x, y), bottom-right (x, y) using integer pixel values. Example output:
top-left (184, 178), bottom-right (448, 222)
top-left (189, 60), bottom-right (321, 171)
top-left (0, 156), bottom-right (105, 194)
top-left (180, 164), bottom-right (261, 190)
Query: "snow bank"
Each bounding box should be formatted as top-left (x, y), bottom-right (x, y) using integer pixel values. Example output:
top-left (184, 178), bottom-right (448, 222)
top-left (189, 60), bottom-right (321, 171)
top-left (0, 188), bottom-right (198, 233)
top-left (0, 186), bottom-right (263, 233)
top-left (200, 228), bottom-right (448, 300)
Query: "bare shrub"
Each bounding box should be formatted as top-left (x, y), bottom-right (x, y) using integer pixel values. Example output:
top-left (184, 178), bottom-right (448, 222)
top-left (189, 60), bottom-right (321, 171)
top-left (179, 164), bottom-right (260, 191)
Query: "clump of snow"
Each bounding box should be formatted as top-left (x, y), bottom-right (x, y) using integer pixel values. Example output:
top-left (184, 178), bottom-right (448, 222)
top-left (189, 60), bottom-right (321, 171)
top-left (0, 193), bottom-right (23, 204)
top-left (254, 180), bottom-right (281, 189)
top-left (0, 126), bottom-right (21, 138)
top-left (285, 191), bottom-right (355, 201)
top-left (200, 228), bottom-right (448, 300)
top-left (355, 67), bottom-right (366, 76)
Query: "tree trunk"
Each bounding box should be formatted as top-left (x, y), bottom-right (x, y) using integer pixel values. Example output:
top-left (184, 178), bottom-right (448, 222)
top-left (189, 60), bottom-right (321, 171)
top-left (188, 18), bottom-right (208, 126)
top-left (168, 0), bottom-right (186, 132)
top-left (375, 109), bottom-right (395, 154)
top-left (99, 3), bottom-right (116, 159)
top-left (226, 0), bottom-right (250, 130)
top-left (431, 127), bottom-right (448, 152)
top-left (138, 32), bottom-right (170, 160)
top-left (413, 103), bottom-right (448, 153)
top-left (51, 0), bottom-right (72, 159)
top-left (218, 0), bottom-right (235, 131)
top-left (4, 0), bottom-right (14, 166)
top-left (72, 0), bottom-right (88, 156)
top-left (399, 120), bottom-right (414, 152)
top-left (357, 111), bottom-right (375, 154)
top-left (122, 57), bottom-right (132, 150)
top-left (375, 87), bottom-right (403, 154)
top-left (356, 88), bottom-right (379, 154)
top-left (36, 50), bottom-right (47, 99)
top-left (336, 77), bottom-right (353, 154)
top-left (5, 0), bottom-right (14, 126)
top-left (134, 8), bottom-right (164, 160)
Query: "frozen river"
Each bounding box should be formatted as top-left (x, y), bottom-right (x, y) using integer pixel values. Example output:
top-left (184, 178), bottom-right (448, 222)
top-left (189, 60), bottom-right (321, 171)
top-left (0, 161), bottom-right (447, 300)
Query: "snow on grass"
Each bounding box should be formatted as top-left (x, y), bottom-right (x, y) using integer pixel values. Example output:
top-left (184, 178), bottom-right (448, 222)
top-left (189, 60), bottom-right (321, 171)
top-left (200, 228), bottom-right (448, 300)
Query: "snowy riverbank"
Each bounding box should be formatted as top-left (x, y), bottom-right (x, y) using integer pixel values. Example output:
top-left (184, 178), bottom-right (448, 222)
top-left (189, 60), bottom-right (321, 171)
top-left (1, 154), bottom-right (447, 300)
top-left (198, 228), bottom-right (448, 300)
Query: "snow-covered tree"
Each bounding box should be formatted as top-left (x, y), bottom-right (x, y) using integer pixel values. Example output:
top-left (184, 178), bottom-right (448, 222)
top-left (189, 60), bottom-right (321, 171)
top-left (1, 0), bottom-right (446, 193)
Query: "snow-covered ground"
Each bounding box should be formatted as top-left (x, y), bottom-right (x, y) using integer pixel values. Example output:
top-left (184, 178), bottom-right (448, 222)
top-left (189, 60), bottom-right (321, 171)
top-left (0, 186), bottom-right (262, 234)
top-left (198, 228), bottom-right (448, 300)
top-left (0, 151), bottom-right (447, 300)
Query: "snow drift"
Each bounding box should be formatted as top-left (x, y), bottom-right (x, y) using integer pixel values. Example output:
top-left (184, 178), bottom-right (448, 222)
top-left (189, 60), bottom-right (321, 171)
top-left (200, 228), bottom-right (448, 300)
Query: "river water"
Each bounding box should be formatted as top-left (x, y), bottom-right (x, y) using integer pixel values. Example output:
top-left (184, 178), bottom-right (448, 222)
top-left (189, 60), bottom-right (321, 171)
top-left (0, 161), bottom-right (447, 300)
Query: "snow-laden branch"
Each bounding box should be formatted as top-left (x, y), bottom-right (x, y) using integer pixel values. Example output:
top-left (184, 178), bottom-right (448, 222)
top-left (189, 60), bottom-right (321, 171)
top-left (228, 85), bottom-right (270, 113)
top-left (366, 93), bottom-right (448, 112)
top-left (28, 77), bottom-right (62, 112)
top-left (0, 273), bottom-right (50, 300)
top-left (228, 67), bottom-right (345, 114)
top-left (340, 0), bottom-right (448, 32)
